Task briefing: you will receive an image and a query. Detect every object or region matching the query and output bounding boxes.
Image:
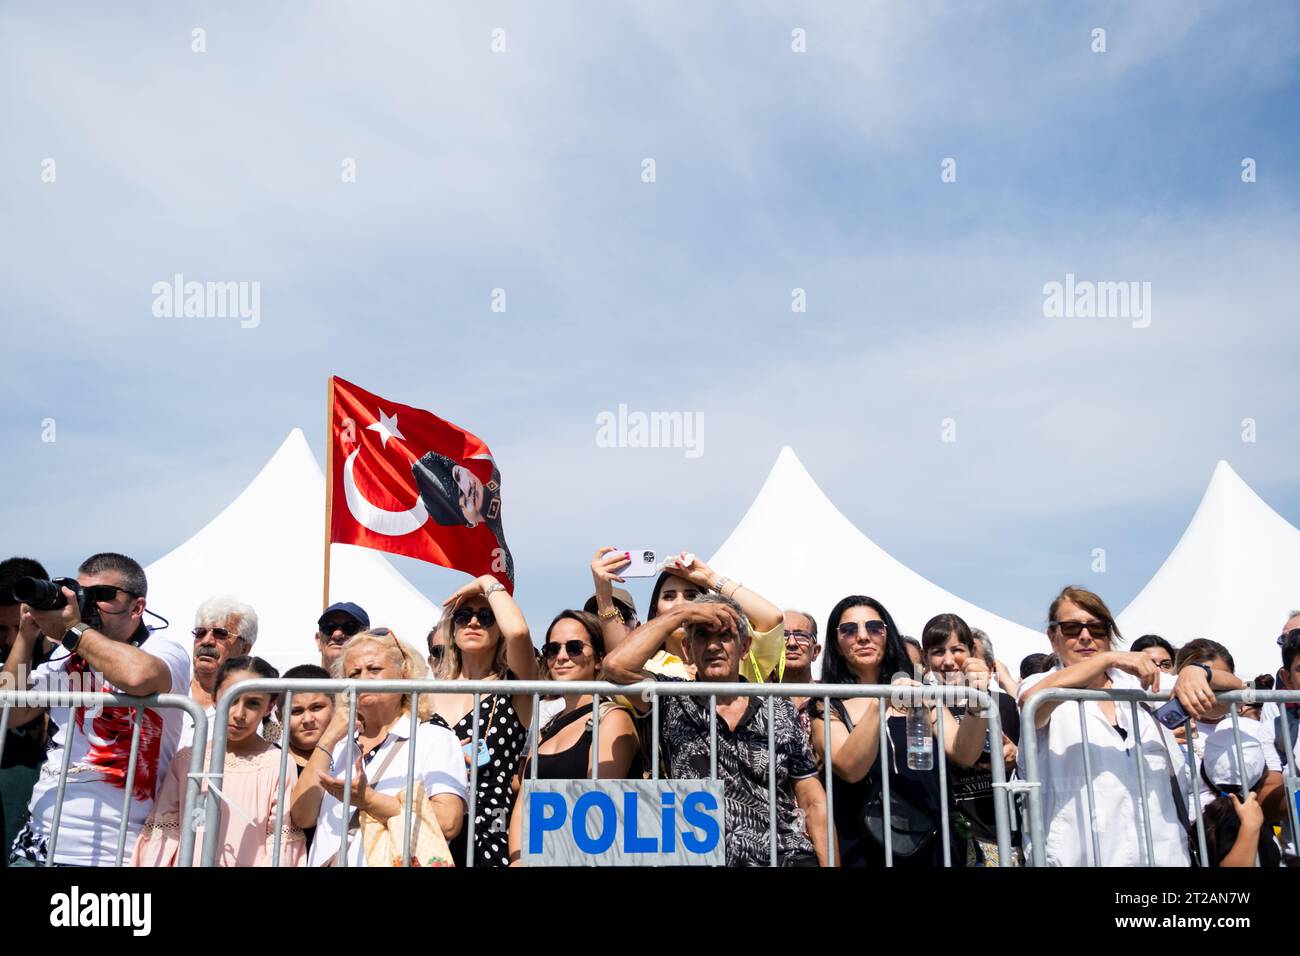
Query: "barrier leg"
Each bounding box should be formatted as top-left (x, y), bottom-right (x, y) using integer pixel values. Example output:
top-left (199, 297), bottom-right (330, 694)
top-left (272, 690), bottom-right (293, 868)
top-left (113, 707), bottom-right (144, 866)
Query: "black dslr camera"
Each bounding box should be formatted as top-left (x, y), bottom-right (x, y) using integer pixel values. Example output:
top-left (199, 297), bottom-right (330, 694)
top-left (11, 576), bottom-right (104, 629)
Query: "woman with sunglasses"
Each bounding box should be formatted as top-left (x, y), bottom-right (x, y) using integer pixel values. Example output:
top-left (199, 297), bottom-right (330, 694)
top-left (810, 597), bottom-right (991, 867)
top-left (426, 574), bottom-right (538, 867)
top-left (1018, 586), bottom-right (1240, 867)
top-left (505, 611), bottom-right (640, 865)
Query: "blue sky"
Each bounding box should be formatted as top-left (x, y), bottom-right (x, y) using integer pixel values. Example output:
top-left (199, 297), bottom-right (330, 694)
top-left (3, 1), bottom-right (1299, 638)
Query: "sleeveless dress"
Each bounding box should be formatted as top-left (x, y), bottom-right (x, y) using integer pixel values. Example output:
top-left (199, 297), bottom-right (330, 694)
top-left (443, 686), bottom-right (526, 867)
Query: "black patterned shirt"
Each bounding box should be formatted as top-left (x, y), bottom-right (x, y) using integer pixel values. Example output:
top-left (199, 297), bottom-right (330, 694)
top-left (653, 675), bottom-right (818, 866)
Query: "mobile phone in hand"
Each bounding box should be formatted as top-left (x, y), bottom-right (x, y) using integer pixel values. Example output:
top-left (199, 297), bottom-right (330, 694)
top-left (617, 550), bottom-right (661, 577)
top-left (1154, 697), bottom-right (1190, 729)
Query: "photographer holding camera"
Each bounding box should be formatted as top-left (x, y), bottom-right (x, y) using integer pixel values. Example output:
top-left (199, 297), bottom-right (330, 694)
top-left (3, 552), bottom-right (190, 866)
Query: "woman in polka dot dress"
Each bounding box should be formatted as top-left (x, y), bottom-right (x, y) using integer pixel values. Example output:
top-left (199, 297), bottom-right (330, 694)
top-left (429, 574), bottom-right (537, 867)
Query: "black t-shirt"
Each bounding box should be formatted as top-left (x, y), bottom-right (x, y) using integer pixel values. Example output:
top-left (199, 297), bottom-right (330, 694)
top-left (946, 691), bottom-right (1020, 845)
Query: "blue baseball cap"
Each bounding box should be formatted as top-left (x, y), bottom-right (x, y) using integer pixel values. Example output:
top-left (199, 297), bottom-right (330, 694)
top-left (318, 602), bottom-right (370, 630)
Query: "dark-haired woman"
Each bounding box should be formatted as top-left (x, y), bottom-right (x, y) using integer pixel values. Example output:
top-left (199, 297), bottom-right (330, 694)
top-left (810, 597), bottom-right (990, 867)
top-left (506, 611), bottom-right (640, 864)
top-left (1018, 586), bottom-right (1239, 867)
top-left (922, 614), bottom-right (1020, 865)
top-left (426, 574), bottom-right (538, 867)
top-left (134, 656), bottom-right (307, 867)
top-left (1132, 634), bottom-right (1177, 673)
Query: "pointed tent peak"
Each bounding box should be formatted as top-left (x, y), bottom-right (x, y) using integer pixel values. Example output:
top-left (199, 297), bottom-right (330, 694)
top-left (240, 428), bottom-right (325, 495)
top-left (1190, 458), bottom-right (1300, 536)
top-left (740, 445), bottom-right (859, 533)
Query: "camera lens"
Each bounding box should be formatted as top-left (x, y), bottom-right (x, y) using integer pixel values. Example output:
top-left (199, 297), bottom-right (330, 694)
top-left (11, 577), bottom-right (68, 611)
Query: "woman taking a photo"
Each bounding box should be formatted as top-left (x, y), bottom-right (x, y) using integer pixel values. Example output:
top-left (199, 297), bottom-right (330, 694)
top-left (426, 574), bottom-right (538, 867)
top-left (506, 610), bottom-right (640, 864)
top-left (291, 631), bottom-right (467, 867)
top-left (810, 597), bottom-right (991, 867)
top-left (593, 550), bottom-right (786, 683)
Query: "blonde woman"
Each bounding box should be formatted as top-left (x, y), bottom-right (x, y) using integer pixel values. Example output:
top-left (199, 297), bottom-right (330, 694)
top-left (291, 631), bottom-right (468, 867)
top-left (426, 574), bottom-right (538, 867)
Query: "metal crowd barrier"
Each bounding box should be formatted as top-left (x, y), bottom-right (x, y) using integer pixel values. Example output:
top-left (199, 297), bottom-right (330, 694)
top-left (206, 677), bottom-right (1008, 868)
top-left (0, 690), bottom-right (209, 867)
top-left (1019, 687), bottom-right (1300, 867)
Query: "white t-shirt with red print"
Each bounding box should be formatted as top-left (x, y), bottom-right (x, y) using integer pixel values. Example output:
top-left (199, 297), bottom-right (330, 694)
top-left (11, 632), bottom-right (191, 866)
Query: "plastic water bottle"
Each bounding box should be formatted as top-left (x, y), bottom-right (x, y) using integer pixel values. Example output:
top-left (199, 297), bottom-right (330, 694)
top-left (906, 689), bottom-right (933, 770)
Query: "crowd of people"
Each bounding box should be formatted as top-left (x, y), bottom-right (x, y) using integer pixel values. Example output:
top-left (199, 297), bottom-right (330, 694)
top-left (1, 549), bottom-right (1297, 868)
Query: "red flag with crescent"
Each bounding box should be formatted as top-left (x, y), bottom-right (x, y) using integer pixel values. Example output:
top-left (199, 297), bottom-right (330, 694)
top-left (327, 376), bottom-right (515, 591)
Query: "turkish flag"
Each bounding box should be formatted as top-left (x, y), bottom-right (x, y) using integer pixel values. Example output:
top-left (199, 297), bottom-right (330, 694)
top-left (327, 376), bottom-right (515, 591)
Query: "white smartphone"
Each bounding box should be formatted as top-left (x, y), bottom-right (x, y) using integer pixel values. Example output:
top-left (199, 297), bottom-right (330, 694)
top-left (617, 549), bottom-right (662, 577)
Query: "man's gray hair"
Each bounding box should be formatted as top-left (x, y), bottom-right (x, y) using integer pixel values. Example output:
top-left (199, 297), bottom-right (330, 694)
top-left (786, 609), bottom-right (818, 642)
top-left (684, 593), bottom-right (750, 643)
top-left (971, 628), bottom-right (995, 666)
top-left (194, 595), bottom-right (259, 647)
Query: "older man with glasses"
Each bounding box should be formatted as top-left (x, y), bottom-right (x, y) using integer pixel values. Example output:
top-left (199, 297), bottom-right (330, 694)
top-left (314, 601), bottom-right (370, 670)
top-left (181, 595), bottom-right (259, 747)
top-left (778, 610), bottom-right (821, 738)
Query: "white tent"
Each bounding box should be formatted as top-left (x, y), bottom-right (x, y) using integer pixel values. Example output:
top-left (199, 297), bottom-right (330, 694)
top-left (708, 447), bottom-right (1047, 675)
top-left (1118, 460), bottom-right (1300, 679)
top-left (144, 429), bottom-right (442, 674)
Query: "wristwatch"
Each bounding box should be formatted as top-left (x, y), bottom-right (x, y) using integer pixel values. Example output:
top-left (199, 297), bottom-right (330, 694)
top-left (1195, 662), bottom-right (1214, 685)
top-left (62, 622), bottom-right (90, 654)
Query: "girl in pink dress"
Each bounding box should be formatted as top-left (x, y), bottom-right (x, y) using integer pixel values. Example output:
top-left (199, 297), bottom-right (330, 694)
top-left (133, 656), bottom-right (306, 867)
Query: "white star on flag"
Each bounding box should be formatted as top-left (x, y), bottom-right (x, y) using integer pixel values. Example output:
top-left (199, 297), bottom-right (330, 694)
top-left (366, 408), bottom-right (405, 448)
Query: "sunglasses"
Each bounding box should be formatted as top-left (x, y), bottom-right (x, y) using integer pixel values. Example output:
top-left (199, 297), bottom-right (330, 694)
top-left (428, 645), bottom-right (447, 662)
top-left (786, 630), bottom-right (815, 647)
top-left (319, 618), bottom-right (363, 637)
top-left (838, 620), bottom-right (887, 639)
top-left (1278, 628), bottom-right (1300, 647)
top-left (193, 626), bottom-right (242, 641)
top-left (86, 584), bottom-right (139, 604)
top-left (542, 639), bottom-right (591, 660)
top-left (453, 607), bottom-right (496, 629)
top-left (1051, 620), bottom-right (1110, 639)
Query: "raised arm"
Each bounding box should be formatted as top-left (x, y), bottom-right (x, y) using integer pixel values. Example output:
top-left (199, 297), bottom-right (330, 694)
top-left (601, 603), bottom-right (742, 713)
top-left (662, 554), bottom-right (782, 632)
top-left (1, 608), bottom-right (48, 726)
top-left (30, 591), bottom-right (172, 696)
top-left (444, 574), bottom-right (537, 726)
top-left (601, 606), bottom-right (688, 704)
top-left (589, 547), bottom-right (632, 654)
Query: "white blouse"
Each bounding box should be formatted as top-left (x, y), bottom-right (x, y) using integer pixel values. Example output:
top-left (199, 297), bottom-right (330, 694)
top-left (1017, 668), bottom-right (1191, 867)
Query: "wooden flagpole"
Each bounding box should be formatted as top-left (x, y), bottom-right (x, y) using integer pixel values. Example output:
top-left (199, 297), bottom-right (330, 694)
top-left (322, 375), bottom-right (336, 611)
